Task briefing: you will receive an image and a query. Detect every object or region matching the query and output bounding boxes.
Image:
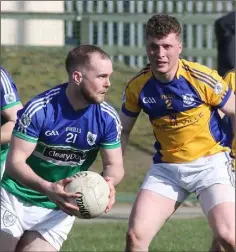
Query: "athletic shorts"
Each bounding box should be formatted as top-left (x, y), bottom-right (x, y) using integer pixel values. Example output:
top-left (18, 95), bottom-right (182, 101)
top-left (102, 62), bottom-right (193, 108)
top-left (141, 152), bottom-right (235, 215)
top-left (1, 187), bottom-right (75, 251)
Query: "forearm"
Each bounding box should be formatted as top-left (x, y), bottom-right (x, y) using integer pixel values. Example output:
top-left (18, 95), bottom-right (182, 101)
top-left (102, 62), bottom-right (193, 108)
top-left (121, 131), bottom-right (130, 155)
top-left (5, 159), bottom-right (52, 195)
top-left (102, 165), bottom-right (124, 187)
top-left (1, 121), bottom-right (15, 145)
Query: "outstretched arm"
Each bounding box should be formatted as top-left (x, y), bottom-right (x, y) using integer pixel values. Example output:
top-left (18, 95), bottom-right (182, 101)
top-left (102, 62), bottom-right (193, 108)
top-left (120, 111), bottom-right (138, 155)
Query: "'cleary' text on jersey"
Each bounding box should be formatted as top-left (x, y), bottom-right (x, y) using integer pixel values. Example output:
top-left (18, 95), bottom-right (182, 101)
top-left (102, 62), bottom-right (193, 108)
top-left (2, 83), bottom-right (121, 208)
top-left (122, 59), bottom-right (232, 163)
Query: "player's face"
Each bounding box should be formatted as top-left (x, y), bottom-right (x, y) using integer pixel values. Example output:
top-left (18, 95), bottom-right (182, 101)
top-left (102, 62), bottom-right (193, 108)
top-left (80, 55), bottom-right (113, 104)
top-left (146, 33), bottom-right (182, 77)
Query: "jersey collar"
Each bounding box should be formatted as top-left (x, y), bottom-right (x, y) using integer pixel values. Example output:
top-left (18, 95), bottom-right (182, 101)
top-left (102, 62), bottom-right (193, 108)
top-left (176, 58), bottom-right (184, 79)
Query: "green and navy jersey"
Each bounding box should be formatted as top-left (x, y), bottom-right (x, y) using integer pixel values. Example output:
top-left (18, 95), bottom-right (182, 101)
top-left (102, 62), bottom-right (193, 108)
top-left (1, 67), bottom-right (21, 166)
top-left (2, 83), bottom-right (121, 208)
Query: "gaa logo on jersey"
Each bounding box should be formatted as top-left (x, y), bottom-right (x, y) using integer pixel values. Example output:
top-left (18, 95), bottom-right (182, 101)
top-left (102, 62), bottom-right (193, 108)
top-left (214, 82), bottom-right (223, 95)
top-left (87, 132), bottom-right (97, 146)
top-left (182, 94), bottom-right (196, 107)
top-left (4, 92), bottom-right (16, 104)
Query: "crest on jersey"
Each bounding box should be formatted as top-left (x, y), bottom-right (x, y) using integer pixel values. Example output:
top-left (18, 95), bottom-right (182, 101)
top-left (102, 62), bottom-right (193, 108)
top-left (4, 92), bottom-right (16, 104)
top-left (182, 94), bottom-right (196, 107)
top-left (20, 113), bottom-right (31, 128)
top-left (3, 210), bottom-right (16, 227)
top-left (214, 82), bottom-right (223, 95)
top-left (87, 132), bottom-right (97, 146)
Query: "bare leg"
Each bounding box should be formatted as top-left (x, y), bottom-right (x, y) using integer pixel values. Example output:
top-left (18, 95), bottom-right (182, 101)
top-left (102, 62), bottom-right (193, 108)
top-left (200, 185), bottom-right (235, 252)
top-left (15, 231), bottom-right (57, 252)
top-left (125, 189), bottom-right (181, 252)
top-left (210, 237), bottom-right (225, 252)
top-left (0, 231), bottom-right (19, 252)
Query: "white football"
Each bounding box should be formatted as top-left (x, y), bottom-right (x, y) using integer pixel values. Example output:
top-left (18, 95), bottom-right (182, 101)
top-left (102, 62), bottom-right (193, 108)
top-left (65, 171), bottom-right (110, 219)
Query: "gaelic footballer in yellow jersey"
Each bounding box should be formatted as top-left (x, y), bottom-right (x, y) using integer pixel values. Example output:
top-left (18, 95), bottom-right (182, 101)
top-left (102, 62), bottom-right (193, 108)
top-left (122, 58), bottom-right (232, 163)
top-left (122, 14), bottom-right (235, 252)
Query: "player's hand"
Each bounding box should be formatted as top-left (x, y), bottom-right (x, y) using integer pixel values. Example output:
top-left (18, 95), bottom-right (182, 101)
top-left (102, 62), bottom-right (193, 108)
top-left (104, 176), bottom-right (116, 213)
top-left (44, 178), bottom-right (80, 216)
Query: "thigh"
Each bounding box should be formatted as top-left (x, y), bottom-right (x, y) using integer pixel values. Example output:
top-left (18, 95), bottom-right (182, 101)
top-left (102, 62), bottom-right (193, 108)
top-left (128, 189), bottom-right (181, 243)
top-left (32, 209), bottom-right (75, 251)
top-left (199, 184), bottom-right (235, 216)
top-left (0, 231), bottom-right (19, 252)
top-left (141, 164), bottom-right (190, 203)
top-left (1, 187), bottom-right (24, 251)
top-left (199, 184), bottom-right (235, 234)
top-left (15, 231), bottom-right (57, 252)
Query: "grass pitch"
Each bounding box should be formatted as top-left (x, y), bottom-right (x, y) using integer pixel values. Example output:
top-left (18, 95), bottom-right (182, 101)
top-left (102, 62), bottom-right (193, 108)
top-left (62, 218), bottom-right (211, 251)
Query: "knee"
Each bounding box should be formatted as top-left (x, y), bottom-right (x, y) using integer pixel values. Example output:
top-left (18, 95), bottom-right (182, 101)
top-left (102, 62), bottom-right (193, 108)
top-left (126, 228), bottom-right (150, 251)
top-left (216, 226), bottom-right (235, 248)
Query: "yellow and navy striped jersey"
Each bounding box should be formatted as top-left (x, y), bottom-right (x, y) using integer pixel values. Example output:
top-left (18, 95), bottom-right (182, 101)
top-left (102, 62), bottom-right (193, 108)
top-left (122, 59), bottom-right (232, 163)
top-left (223, 69), bottom-right (235, 93)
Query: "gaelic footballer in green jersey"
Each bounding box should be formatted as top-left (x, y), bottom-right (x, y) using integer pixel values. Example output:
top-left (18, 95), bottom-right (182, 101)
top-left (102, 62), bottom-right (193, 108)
top-left (2, 83), bottom-right (122, 208)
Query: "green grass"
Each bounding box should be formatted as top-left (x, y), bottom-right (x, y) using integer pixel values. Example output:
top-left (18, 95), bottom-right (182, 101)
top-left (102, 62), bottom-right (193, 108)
top-left (62, 218), bottom-right (211, 251)
top-left (1, 46), bottom-right (155, 194)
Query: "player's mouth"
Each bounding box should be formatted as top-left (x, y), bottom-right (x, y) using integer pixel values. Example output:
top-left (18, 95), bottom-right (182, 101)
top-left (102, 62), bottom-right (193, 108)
top-left (156, 61), bottom-right (167, 66)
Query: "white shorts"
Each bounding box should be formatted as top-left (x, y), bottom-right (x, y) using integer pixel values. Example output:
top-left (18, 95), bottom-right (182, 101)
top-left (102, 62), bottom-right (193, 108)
top-left (1, 187), bottom-right (75, 251)
top-left (141, 152), bottom-right (235, 215)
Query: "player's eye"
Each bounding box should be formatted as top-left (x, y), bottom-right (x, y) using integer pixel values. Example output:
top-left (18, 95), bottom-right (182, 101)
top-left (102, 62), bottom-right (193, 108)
top-left (164, 45), bottom-right (172, 49)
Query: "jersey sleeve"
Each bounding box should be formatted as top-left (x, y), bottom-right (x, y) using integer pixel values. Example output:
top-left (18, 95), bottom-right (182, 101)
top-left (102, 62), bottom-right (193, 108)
top-left (1, 67), bottom-right (21, 110)
top-left (100, 103), bottom-right (122, 149)
top-left (121, 80), bottom-right (141, 117)
top-left (223, 70), bottom-right (235, 93)
top-left (199, 69), bottom-right (232, 108)
top-left (13, 99), bottom-right (46, 143)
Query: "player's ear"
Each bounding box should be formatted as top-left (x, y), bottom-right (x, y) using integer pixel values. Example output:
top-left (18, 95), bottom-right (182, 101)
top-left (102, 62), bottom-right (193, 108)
top-left (178, 41), bottom-right (183, 54)
top-left (72, 71), bottom-right (83, 84)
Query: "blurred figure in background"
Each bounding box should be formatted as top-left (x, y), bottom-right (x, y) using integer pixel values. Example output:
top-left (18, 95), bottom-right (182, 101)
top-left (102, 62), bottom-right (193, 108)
top-left (215, 11), bottom-right (235, 77)
top-left (0, 67), bottom-right (23, 179)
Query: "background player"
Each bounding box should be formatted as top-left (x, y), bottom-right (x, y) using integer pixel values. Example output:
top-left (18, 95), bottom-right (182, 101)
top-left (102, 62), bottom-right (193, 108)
top-left (1, 67), bottom-right (23, 179)
top-left (0, 45), bottom-right (124, 252)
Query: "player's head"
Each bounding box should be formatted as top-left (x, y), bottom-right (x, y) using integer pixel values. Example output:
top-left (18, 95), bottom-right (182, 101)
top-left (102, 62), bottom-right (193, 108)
top-left (145, 14), bottom-right (182, 77)
top-left (65, 45), bottom-right (113, 104)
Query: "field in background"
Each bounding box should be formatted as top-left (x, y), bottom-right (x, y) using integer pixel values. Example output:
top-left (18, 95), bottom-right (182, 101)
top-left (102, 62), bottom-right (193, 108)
top-left (1, 46), bottom-right (155, 194)
top-left (62, 218), bottom-right (211, 251)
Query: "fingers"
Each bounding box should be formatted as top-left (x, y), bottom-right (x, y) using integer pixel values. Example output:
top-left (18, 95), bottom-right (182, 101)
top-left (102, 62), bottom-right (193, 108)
top-left (55, 201), bottom-right (78, 216)
top-left (54, 197), bottom-right (80, 216)
top-left (61, 177), bottom-right (74, 187)
top-left (105, 196), bottom-right (115, 213)
top-left (104, 176), bottom-right (116, 213)
top-left (104, 176), bottom-right (116, 198)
